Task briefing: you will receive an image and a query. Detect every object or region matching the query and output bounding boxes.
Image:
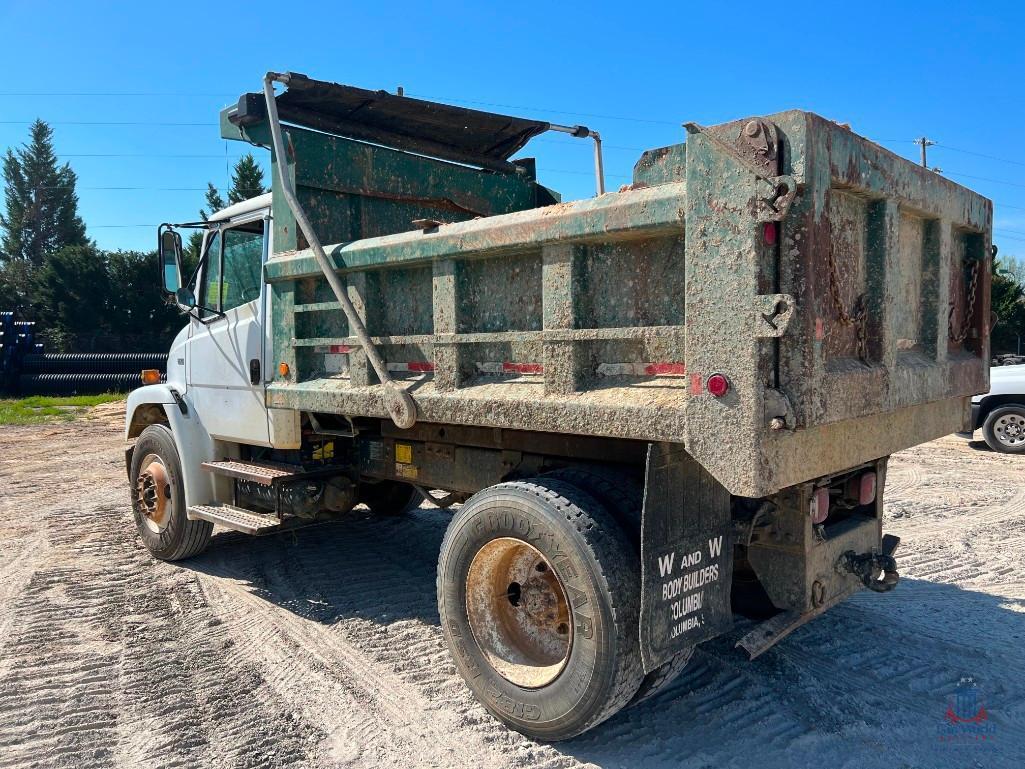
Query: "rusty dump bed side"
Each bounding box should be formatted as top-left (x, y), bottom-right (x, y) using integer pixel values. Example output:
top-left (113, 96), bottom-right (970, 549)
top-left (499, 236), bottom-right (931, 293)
top-left (259, 109), bottom-right (991, 497)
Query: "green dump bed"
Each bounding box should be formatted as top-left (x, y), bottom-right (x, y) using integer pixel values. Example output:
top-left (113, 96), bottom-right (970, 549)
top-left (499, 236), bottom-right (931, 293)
top-left (243, 98), bottom-right (991, 497)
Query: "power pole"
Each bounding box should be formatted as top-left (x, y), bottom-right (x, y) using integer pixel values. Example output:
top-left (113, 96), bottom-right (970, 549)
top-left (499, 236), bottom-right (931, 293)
top-left (914, 136), bottom-right (935, 168)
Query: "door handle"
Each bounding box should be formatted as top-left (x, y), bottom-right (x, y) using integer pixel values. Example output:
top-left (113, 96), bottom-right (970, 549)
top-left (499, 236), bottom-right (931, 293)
top-left (249, 358), bottom-right (261, 385)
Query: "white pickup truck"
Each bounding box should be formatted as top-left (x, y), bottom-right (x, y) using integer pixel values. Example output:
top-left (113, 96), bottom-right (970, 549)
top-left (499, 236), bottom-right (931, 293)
top-left (960, 364), bottom-right (1025, 453)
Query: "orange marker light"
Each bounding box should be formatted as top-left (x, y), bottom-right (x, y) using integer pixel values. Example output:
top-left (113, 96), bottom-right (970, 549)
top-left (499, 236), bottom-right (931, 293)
top-left (140, 369), bottom-right (161, 385)
top-left (279, 362), bottom-right (290, 378)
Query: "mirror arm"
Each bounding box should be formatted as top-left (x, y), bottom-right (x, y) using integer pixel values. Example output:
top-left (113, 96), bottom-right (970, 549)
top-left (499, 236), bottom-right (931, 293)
top-left (188, 306), bottom-right (226, 324)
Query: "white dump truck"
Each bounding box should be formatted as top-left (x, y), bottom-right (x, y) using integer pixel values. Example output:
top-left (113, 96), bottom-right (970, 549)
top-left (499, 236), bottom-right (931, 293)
top-left (125, 72), bottom-right (991, 739)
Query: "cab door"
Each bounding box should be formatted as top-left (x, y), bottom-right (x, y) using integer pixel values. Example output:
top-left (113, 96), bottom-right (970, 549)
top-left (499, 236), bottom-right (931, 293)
top-left (187, 214), bottom-right (271, 445)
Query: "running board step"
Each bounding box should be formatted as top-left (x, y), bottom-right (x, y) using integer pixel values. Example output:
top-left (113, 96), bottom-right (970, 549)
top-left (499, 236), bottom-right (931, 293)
top-left (200, 460), bottom-right (301, 486)
top-left (187, 503), bottom-right (281, 534)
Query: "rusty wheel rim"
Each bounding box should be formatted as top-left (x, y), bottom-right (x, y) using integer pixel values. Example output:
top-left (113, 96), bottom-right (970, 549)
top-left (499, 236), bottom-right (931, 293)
top-left (135, 453), bottom-right (172, 534)
top-left (465, 537), bottom-right (572, 688)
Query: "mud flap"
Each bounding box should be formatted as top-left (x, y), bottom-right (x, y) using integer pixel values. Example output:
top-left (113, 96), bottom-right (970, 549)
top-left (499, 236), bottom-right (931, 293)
top-left (639, 443), bottom-right (733, 672)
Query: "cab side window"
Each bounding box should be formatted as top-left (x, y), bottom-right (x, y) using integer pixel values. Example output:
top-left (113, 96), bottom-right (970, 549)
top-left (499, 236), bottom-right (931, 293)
top-left (197, 220), bottom-right (265, 315)
top-left (221, 223), bottom-right (265, 310)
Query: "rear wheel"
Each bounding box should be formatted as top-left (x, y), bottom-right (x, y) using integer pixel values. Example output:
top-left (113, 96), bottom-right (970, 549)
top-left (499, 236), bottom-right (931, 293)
top-left (982, 405), bottom-right (1025, 453)
top-left (437, 479), bottom-right (643, 740)
top-left (543, 466), bottom-right (695, 705)
top-left (129, 424), bottom-right (211, 561)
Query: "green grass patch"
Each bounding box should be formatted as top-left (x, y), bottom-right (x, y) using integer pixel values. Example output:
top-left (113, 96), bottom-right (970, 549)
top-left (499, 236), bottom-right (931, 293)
top-left (0, 393), bottom-right (124, 426)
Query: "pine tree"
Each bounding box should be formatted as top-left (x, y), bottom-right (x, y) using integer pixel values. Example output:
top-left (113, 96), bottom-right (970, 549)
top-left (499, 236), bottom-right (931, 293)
top-left (0, 119), bottom-right (87, 265)
top-left (201, 182), bottom-right (226, 221)
top-left (228, 153), bottom-right (267, 204)
top-left (188, 154), bottom-right (266, 260)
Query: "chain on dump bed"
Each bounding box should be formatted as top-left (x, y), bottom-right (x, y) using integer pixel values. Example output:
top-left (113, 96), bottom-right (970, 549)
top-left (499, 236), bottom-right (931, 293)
top-left (825, 243), bottom-right (869, 361)
top-left (949, 259), bottom-right (981, 345)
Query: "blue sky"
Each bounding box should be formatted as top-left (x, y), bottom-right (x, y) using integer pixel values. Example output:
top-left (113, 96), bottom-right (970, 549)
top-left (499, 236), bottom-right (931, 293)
top-left (1, 0), bottom-right (1023, 258)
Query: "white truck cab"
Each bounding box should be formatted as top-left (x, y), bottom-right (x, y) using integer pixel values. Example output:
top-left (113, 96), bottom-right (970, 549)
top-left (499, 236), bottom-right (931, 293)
top-left (126, 193), bottom-right (300, 532)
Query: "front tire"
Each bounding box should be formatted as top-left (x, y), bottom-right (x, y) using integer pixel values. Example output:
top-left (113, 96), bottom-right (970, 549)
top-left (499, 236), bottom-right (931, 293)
top-left (982, 405), bottom-right (1025, 453)
top-left (437, 479), bottom-right (644, 741)
top-left (129, 424), bottom-right (212, 560)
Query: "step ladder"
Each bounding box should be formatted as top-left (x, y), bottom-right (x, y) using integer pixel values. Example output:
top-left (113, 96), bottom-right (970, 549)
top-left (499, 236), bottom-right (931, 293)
top-left (188, 459), bottom-right (329, 534)
top-left (186, 503), bottom-right (282, 534)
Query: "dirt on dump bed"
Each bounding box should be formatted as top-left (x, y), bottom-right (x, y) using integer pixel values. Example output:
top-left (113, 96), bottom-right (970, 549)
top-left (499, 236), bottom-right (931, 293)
top-left (0, 404), bottom-right (1022, 769)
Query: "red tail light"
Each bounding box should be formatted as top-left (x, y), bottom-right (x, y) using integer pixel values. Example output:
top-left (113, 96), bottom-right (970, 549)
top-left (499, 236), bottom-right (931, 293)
top-left (706, 373), bottom-right (730, 397)
top-left (858, 472), bottom-right (877, 505)
top-left (844, 471), bottom-right (878, 506)
top-left (810, 487), bottom-right (829, 524)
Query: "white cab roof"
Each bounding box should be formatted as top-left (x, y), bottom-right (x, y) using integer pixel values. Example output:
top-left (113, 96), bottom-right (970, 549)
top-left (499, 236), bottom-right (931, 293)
top-left (208, 192), bottom-right (272, 222)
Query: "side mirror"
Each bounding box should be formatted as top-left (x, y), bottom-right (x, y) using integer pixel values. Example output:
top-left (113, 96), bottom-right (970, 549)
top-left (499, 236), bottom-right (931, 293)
top-left (175, 287), bottom-right (197, 308)
top-left (158, 225), bottom-right (183, 295)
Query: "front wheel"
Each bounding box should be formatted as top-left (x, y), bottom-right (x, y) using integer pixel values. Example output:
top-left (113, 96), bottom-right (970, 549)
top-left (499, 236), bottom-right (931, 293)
top-left (129, 424), bottom-right (212, 560)
top-left (982, 405), bottom-right (1025, 454)
top-left (437, 479), bottom-right (644, 741)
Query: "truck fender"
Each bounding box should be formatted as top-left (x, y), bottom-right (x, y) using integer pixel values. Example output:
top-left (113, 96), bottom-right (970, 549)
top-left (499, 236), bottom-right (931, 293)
top-left (125, 384), bottom-right (216, 508)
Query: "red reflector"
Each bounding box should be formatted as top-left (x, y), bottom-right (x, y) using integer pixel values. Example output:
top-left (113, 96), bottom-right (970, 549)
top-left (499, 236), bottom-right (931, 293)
top-left (706, 373), bottom-right (730, 397)
top-left (859, 472), bottom-right (877, 505)
top-left (763, 222), bottom-right (778, 245)
top-left (810, 487), bottom-right (829, 524)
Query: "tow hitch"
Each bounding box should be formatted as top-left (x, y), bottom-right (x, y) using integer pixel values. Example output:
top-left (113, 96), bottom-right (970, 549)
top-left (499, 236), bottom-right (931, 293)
top-left (737, 533), bottom-right (901, 659)
top-left (840, 533), bottom-right (900, 593)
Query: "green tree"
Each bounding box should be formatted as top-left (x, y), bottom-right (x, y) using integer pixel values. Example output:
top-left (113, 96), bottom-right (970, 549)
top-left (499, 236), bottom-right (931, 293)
top-left (227, 153), bottom-right (267, 204)
top-left (1001, 254), bottom-right (1025, 285)
top-left (186, 154), bottom-right (266, 260)
top-left (186, 182), bottom-right (228, 260)
top-left (33, 244), bottom-right (109, 346)
top-left (202, 182), bottom-right (226, 219)
top-left (0, 119), bottom-right (87, 265)
top-left (992, 258), bottom-right (1025, 355)
top-left (106, 249), bottom-right (184, 349)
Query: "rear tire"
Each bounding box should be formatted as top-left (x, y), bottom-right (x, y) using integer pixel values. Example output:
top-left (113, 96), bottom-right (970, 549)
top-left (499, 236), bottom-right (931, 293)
top-left (982, 405), bottom-right (1025, 453)
top-left (437, 479), bottom-right (644, 740)
top-left (543, 466), bottom-right (695, 705)
top-left (129, 424), bottom-right (211, 561)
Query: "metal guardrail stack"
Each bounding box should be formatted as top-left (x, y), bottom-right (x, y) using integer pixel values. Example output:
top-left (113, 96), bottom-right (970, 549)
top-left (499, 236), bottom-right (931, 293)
top-left (0, 311), bottom-right (168, 395)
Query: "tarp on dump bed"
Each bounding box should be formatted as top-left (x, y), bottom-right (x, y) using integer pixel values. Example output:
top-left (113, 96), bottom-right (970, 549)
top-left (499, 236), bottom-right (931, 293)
top-left (231, 72), bottom-right (550, 172)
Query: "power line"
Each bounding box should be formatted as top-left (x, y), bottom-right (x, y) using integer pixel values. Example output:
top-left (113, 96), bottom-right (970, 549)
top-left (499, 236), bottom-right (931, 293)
top-left (0, 91), bottom-right (234, 97)
top-left (57, 153), bottom-right (247, 159)
top-left (945, 171), bottom-right (1025, 190)
top-left (934, 143), bottom-right (1025, 169)
top-left (406, 92), bottom-right (680, 126)
top-left (0, 120), bottom-right (217, 127)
